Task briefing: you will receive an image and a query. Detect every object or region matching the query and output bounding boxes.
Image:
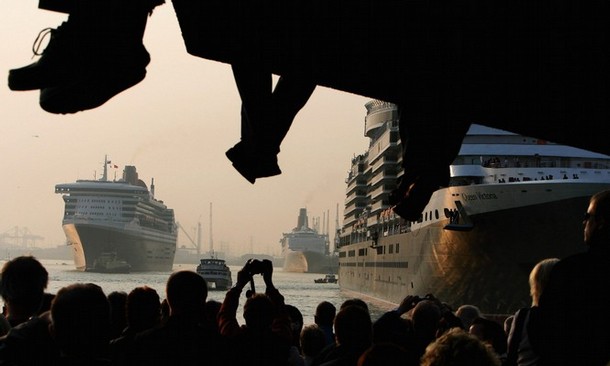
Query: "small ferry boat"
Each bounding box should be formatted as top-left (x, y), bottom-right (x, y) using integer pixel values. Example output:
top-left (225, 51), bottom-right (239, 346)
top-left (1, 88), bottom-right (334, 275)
top-left (196, 257), bottom-right (233, 290)
top-left (314, 274), bottom-right (338, 284)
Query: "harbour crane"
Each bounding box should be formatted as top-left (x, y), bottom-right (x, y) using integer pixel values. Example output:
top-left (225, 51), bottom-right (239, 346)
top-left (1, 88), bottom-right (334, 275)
top-left (176, 221), bottom-right (201, 255)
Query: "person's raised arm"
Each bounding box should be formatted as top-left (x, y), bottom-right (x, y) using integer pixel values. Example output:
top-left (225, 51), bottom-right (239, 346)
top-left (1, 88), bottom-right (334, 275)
top-left (218, 261), bottom-right (253, 336)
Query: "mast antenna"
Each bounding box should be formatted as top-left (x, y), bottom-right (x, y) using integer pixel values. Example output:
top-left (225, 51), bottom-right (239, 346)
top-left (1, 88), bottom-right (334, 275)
top-left (101, 154), bottom-right (108, 181)
top-left (209, 202), bottom-right (214, 257)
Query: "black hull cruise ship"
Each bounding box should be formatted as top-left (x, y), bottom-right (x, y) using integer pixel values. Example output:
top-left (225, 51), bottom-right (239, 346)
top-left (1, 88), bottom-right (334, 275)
top-left (55, 156), bottom-right (177, 272)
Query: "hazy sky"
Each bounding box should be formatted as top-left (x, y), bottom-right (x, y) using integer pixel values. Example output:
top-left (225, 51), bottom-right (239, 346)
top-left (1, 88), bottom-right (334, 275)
top-left (0, 1), bottom-right (371, 256)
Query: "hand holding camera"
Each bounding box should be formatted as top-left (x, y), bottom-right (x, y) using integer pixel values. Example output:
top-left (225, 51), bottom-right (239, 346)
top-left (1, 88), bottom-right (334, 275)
top-left (245, 259), bottom-right (268, 276)
top-left (238, 259), bottom-right (274, 297)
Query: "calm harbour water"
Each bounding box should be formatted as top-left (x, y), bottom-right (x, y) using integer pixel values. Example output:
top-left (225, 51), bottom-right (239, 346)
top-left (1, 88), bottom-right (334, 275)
top-left (37, 259), bottom-right (396, 325)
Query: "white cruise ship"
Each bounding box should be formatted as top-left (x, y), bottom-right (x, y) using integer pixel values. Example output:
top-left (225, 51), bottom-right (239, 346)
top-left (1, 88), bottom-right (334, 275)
top-left (55, 156), bottom-right (177, 272)
top-left (281, 208), bottom-right (337, 273)
top-left (337, 101), bottom-right (610, 315)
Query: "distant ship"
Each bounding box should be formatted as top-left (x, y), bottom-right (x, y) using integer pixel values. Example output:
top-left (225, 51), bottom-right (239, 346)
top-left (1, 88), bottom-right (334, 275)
top-left (196, 256), bottom-right (233, 291)
top-left (338, 100), bottom-right (610, 315)
top-left (281, 208), bottom-right (338, 273)
top-left (314, 274), bottom-right (338, 284)
top-left (55, 156), bottom-right (177, 272)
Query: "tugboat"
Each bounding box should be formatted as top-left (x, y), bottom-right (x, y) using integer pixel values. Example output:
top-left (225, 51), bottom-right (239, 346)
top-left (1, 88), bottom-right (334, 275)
top-left (314, 274), bottom-right (338, 284)
top-left (196, 257), bottom-right (233, 291)
top-left (89, 252), bottom-right (131, 274)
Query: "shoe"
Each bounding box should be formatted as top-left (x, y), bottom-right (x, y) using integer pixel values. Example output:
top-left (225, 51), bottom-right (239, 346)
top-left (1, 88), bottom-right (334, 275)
top-left (226, 142), bottom-right (282, 184)
top-left (390, 169), bottom-right (449, 221)
top-left (226, 145), bottom-right (257, 184)
top-left (38, 42), bottom-right (150, 114)
top-left (9, 0), bottom-right (163, 113)
top-left (8, 23), bottom-right (76, 91)
top-left (39, 64), bottom-right (147, 114)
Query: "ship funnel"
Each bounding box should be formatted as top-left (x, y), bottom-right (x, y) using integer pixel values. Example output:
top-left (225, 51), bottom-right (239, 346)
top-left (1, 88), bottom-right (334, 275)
top-left (123, 166), bottom-right (138, 185)
top-left (297, 208), bottom-right (309, 230)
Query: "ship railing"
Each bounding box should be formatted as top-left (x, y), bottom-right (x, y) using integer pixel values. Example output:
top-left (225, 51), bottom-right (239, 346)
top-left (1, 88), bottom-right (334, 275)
top-left (471, 165), bottom-right (610, 184)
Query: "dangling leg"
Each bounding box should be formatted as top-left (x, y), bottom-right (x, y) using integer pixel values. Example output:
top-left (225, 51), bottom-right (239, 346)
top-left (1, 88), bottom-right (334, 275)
top-left (390, 105), bottom-right (471, 221)
top-left (265, 75), bottom-right (316, 155)
top-left (225, 63), bottom-right (277, 184)
top-left (226, 69), bottom-right (316, 184)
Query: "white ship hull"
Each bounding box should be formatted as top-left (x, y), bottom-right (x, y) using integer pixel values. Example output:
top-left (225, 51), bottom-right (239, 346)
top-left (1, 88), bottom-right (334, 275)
top-left (338, 180), bottom-right (610, 314)
top-left (339, 103), bottom-right (610, 315)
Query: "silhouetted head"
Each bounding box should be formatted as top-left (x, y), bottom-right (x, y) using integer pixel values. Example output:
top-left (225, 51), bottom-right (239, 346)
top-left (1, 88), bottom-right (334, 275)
top-left (529, 258), bottom-right (560, 306)
top-left (204, 299), bottom-right (222, 318)
top-left (166, 270), bottom-right (207, 316)
top-left (50, 283), bottom-right (110, 357)
top-left (243, 293), bottom-right (275, 331)
top-left (315, 301), bottom-right (336, 327)
top-left (0, 256), bottom-right (48, 321)
top-left (203, 299), bottom-right (222, 331)
top-left (421, 328), bottom-right (501, 366)
top-left (108, 291), bottom-right (128, 339)
top-left (412, 300), bottom-right (441, 343)
top-left (584, 190), bottom-right (610, 247)
top-left (286, 304), bottom-right (304, 344)
top-left (455, 304), bottom-right (482, 330)
top-left (126, 286), bottom-right (160, 332)
top-left (334, 305), bottom-right (372, 349)
top-left (300, 324), bottom-right (326, 359)
top-left (340, 298), bottom-right (369, 313)
top-left (373, 311), bottom-right (414, 348)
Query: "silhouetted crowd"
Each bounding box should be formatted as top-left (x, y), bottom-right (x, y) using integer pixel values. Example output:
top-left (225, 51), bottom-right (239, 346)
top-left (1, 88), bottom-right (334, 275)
top-left (0, 256), bottom-right (502, 366)
top-left (4, 186), bottom-right (610, 366)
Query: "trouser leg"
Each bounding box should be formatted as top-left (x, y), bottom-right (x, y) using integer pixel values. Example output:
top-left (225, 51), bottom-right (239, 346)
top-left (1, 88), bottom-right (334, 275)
top-left (263, 76), bottom-right (316, 154)
top-left (231, 63), bottom-right (273, 149)
top-left (391, 105), bottom-right (471, 220)
top-left (398, 110), bottom-right (470, 175)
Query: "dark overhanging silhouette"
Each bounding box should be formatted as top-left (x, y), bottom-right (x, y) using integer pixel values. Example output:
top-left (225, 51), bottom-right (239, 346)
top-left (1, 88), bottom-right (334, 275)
top-left (10, 0), bottom-right (609, 221)
top-left (172, 0), bottom-right (610, 157)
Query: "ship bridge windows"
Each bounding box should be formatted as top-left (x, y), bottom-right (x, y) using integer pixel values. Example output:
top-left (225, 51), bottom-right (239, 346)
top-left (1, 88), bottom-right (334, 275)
top-left (358, 248), bottom-right (367, 256)
top-left (389, 244), bottom-right (394, 254)
top-left (424, 211), bottom-right (433, 221)
top-left (348, 250), bottom-right (356, 257)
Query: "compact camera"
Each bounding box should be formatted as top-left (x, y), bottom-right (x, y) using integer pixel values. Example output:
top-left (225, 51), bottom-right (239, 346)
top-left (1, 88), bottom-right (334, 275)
top-left (245, 259), bottom-right (266, 276)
